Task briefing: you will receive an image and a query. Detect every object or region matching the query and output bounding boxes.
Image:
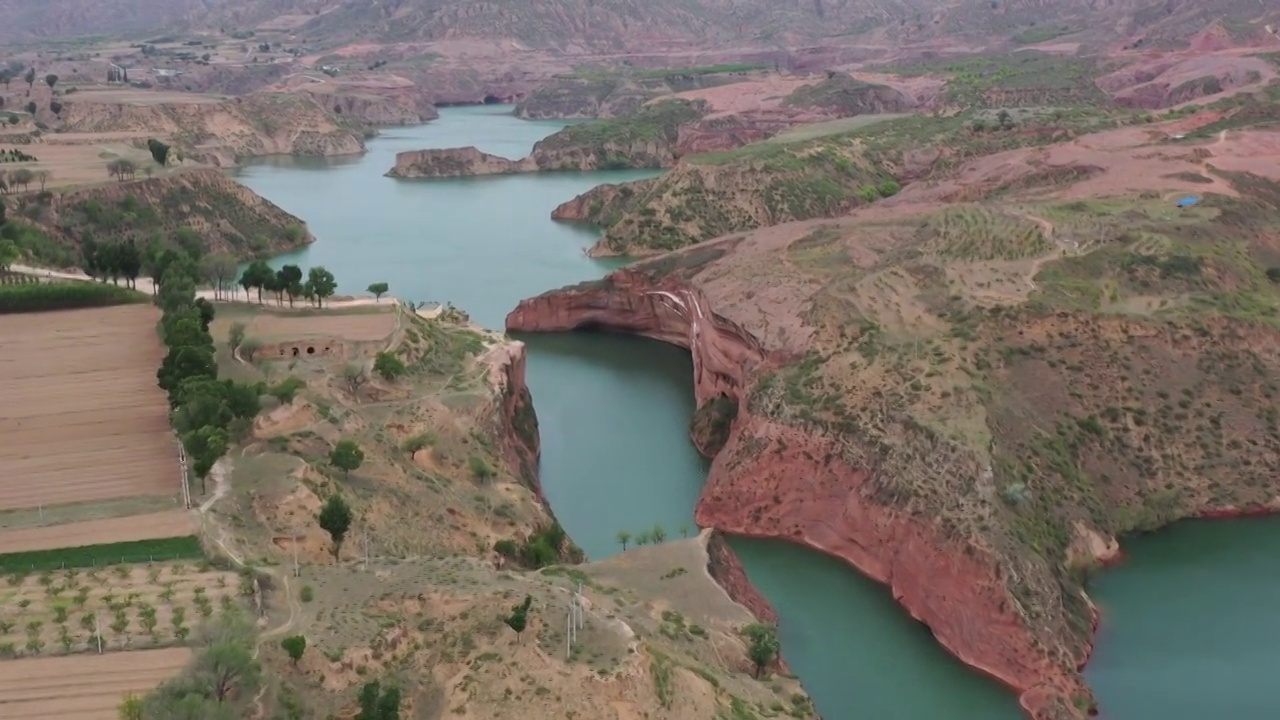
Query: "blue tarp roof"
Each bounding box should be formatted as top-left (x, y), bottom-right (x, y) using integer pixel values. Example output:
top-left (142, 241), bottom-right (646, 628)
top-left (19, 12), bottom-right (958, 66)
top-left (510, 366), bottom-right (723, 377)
top-left (1176, 196), bottom-right (1201, 207)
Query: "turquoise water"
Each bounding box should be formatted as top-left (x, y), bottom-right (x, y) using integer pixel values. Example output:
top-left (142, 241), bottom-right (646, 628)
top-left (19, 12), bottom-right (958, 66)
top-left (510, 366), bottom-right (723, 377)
top-left (235, 105), bottom-right (1280, 720)
top-left (1086, 517), bottom-right (1280, 719)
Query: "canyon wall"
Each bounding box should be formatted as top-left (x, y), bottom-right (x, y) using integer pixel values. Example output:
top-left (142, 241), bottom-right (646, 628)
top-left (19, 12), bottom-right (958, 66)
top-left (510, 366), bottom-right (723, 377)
top-left (506, 269), bottom-right (1092, 720)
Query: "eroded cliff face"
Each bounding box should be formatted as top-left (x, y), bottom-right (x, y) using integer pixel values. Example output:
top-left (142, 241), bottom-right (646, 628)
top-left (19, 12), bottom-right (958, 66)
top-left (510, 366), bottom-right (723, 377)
top-left (488, 339), bottom-right (546, 506)
top-left (59, 92), bottom-right (366, 166)
top-left (505, 269), bottom-right (1092, 720)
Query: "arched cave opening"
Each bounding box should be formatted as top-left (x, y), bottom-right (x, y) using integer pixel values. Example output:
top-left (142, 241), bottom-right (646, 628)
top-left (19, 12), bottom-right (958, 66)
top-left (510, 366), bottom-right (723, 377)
top-left (306, 346), bottom-right (316, 355)
top-left (482, 94), bottom-right (502, 105)
top-left (291, 347), bottom-right (300, 357)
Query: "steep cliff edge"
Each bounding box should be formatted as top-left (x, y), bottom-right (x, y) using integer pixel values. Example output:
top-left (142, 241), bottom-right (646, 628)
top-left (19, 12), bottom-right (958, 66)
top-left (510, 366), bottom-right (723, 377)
top-left (507, 167), bottom-right (1280, 719)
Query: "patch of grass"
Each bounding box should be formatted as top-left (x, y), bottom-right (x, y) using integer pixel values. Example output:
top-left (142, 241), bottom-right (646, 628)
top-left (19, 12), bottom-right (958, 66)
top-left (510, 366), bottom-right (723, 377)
top-left (0, 536), bottom-right (204, 572)
top-left (535, 99), bottom-right (706, 159)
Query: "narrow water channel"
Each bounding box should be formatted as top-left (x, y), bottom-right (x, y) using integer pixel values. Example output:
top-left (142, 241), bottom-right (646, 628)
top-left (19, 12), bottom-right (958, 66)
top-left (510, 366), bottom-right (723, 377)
top-left (234, 105), bottom-right (1278, 720)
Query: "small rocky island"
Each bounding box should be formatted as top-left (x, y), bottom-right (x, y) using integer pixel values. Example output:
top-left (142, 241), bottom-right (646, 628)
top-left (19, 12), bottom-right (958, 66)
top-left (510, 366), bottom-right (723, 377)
top-left (385, 146), bottom-right (538, 178)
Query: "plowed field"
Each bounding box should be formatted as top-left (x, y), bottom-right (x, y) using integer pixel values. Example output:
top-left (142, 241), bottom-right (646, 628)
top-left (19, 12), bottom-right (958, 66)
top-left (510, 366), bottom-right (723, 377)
top-left (0, 510), bottom-right (194, 553)
top-left (0, 306), bottom-right (177, 511)
top-left (0, 647), bottom-right (190, 719)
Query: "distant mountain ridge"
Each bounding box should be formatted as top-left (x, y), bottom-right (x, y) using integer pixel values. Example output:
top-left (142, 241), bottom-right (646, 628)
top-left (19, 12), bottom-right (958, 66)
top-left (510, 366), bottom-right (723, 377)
top-left (0, 0), bottom-right (1275, 51)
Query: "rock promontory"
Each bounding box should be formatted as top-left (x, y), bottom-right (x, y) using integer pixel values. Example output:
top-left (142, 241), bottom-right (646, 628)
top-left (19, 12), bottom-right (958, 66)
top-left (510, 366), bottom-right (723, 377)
top-left (386, 147), bottom-right (537, 178)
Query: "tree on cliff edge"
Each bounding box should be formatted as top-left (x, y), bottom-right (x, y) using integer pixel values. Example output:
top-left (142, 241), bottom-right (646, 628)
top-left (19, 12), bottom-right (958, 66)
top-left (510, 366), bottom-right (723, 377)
top-left (367, 282), bottom-right (389, 302)
top-left (616, 530), bottom-right (631, 551)
top-left (743, 623), bottom-right (779, 678)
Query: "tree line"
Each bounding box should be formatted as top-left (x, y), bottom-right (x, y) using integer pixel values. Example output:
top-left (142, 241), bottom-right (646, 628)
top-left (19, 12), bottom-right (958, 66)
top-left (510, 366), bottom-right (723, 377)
top-left (238, 260), bottom-right (338, 308)
top-left (151, 241), bottom-right (262, 496)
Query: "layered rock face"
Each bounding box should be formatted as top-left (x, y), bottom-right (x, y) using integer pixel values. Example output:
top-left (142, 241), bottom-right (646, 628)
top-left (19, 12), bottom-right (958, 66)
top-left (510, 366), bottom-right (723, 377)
top-left (386, 147), bottom-right (536, 178)
top-left (506, 268), bottom-right (1089, 720)
top-left (58, 92), bottom-right (366, 166)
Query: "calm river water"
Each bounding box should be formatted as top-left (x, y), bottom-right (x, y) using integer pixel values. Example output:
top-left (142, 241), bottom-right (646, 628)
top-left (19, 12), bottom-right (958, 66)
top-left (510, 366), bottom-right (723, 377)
top-left (236, 105), bottom-right (1280, 720)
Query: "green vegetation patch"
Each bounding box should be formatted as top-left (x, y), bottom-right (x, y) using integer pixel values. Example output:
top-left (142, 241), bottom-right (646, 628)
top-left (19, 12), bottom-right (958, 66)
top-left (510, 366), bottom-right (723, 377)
top-left (876, 51), bottom-right (1107, 106)
top-left (631, 63), bottom-right (767, 79)
top-left (536, 99), bottom-right (707, 153)
top-left (0, 280), bottom-right (147, 313)
top-left (0, 536), bottom-right (204, 572)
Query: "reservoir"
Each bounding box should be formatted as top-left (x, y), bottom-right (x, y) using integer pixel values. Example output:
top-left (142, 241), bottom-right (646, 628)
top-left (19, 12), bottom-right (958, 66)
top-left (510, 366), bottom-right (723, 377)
top-left (235, 105), bottom-right (1276, 720)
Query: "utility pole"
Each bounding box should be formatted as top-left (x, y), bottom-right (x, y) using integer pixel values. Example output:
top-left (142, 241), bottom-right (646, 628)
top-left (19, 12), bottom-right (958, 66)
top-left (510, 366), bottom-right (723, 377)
top-left (292, 534), bottom-right (300, 578)
top-left (94, 612), bottom-right (102, 654)
top-left (565, 608), bottom-right (571, 659)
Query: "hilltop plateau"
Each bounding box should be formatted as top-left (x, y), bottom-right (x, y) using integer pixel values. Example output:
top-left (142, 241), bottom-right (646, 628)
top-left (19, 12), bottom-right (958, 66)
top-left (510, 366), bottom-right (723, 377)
top-left (507, 88), bottom-right (1280, 718)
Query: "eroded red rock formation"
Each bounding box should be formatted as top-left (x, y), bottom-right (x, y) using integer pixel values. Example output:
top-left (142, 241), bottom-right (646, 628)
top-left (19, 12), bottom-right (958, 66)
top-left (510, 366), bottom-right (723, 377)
top-left (506, 269), bottom-right (1093, 720)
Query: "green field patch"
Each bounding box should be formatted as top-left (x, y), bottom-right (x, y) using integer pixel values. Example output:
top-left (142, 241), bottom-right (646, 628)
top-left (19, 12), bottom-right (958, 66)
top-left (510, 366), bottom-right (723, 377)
top-left (0, 280), bottom-right (147, 313)
top-left (0, 536), bottom-right (204, 572)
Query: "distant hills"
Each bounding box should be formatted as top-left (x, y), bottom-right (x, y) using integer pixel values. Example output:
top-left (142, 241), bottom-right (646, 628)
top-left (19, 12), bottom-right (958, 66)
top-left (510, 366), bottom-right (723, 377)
top-left (0, 0), bottom-right (1276, 52)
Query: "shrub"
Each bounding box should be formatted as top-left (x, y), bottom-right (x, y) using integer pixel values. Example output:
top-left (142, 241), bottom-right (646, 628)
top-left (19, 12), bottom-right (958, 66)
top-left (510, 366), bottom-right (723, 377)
top-left (268, 376), bottom-right (305, 403)
top-left (299, 585), bottom-right (314, 603)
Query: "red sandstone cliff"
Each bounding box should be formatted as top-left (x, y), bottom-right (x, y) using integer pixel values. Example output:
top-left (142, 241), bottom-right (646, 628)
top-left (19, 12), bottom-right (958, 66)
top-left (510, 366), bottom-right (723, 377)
top-left (506, 269), bottom-right (1091, 720)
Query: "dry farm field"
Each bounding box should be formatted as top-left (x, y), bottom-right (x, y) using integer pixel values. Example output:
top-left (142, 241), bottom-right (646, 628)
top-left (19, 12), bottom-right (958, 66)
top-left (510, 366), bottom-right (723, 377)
top-left (245, 306), bottom-right (398, 342)
top-left (0, 306), bottom-right (178, 511)
top-left (0, 511), bottom-right (195, 554)
top-left (0, 647), bottom-right (191, 720)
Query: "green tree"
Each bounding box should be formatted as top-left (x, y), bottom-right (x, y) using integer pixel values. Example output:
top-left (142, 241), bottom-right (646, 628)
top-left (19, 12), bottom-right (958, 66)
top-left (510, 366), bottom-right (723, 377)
top-left (355, 680), bottom-right (401, 720)
top-left (373, 351), bottom-right (406, 381)
top-left (158, 346), bottom-right (217, 403)
top-left (280, 635), bottom-right (306, 665)
top-left (117, 692), bottom-right (144, 720)
top-left (330, 439), bottom-right (364, 476)
top-left (147, 138), bottom-right (171, 166)
top-left (174, 227), bottom-right (205, 260)
top-left (616, 530), bottom-right (631, 551)
top-left (200, 253), bottom-right (239, 300)
top-left (183, 425), bottom-right (228, 495)
top-left (239, 260), bottom-right (273, 302)
top-left (318, 494), bottom-right (353, 559)
top-left (277, 264), bottom-right (303, 307)
top-left (504, 595), bottom-right (532, 643)
top-left (743, 623), bottom-right (779, 678)
top-left (651, 524), bottom-right (667, 543)
top-left (307, 266), bottom-right (337, 307)
top-left (0, 238), bottom-right (18, 270)
top-left (44, 74), bottom-right (57, 90)
top-left (367, 282), bottom-right (389, 302)
top-left (117, 239), bottom-right (142, 289)
top-left (23, 68), bottom-right (34, 91)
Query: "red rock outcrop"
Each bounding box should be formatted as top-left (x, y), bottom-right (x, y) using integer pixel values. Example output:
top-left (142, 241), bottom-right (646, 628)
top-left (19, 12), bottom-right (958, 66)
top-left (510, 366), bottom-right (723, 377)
top-left (506, 269), bottom-right (1092, 720)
